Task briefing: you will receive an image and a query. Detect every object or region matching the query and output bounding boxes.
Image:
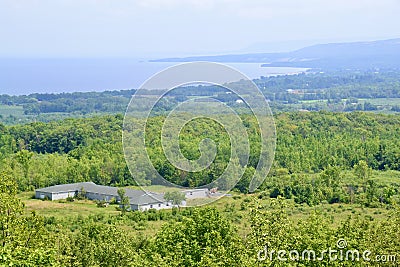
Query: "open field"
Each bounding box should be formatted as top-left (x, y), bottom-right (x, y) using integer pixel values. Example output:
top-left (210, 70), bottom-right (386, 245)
top-left (359, 97), bottom-right (400, 106)
top-left (19, 169), bottom-right (400, 233)
top-left (19, 189), bottom-right (394, 238)
top-left (0, 104), bottom-right (24, 117)
top-left (0, 104), bottom-right (29, 124)
top-left (20, 192), bottom-right (120, 217)
top-left (0, 104), bottom-right (120, 124)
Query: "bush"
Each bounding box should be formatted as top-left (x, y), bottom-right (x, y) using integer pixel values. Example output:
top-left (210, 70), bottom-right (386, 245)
top-left (44, 216), bottom-right (56, 225)
top-left (109, 197), bottom-right (117, 205)
top-left (242, 197), bottom-right (252, 203)
top-left (75, 187), bottom-right (87, 200)
top-left (96, 200), bottom-right (108, 208)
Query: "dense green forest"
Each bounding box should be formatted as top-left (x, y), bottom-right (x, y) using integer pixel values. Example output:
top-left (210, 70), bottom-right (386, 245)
top-left (1, 111), bottom-right (400, 205)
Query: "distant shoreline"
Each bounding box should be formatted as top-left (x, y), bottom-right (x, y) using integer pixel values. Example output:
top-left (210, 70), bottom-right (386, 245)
top-left (0, 59), bottom-right (308, 95)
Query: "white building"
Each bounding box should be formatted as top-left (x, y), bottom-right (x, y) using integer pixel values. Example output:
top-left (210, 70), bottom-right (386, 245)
top-left (35, 182), bottom-right (173, 211)
top-left (36, 183), bottom-right (214, 211)
top-left (182, 188), bottom-right (209, 199)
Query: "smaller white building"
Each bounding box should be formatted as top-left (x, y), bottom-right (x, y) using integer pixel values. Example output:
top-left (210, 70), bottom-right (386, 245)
top-left (182, 188), bottom-right (209, 199)
top-left (128, 191), bottom-right (174, 211)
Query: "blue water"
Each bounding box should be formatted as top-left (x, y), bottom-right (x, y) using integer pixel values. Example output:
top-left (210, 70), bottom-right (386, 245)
top-left (0, 58), bottom-right (306, 95)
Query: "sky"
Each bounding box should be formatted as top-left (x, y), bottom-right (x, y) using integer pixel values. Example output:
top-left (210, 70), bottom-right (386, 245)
top-left (0, 0), bottom-right (400, 58)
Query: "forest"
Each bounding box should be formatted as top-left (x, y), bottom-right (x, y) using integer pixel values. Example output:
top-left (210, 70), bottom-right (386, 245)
top-left (0, 110), bottom-right (400, 265)
top-left (1, 112), bottom-right (400, 196)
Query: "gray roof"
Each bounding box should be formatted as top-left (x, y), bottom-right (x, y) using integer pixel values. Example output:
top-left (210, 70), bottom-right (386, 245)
top-left (129, 192), bottom-right (166, 205)
top-left (182, 188), bottom-right (208, 192)
top-left (35, 182), bottom-right (96, 194)
top-left (85, 183), bottom-right (120, 196)
top-left (35, 182), bottom-right (166, 205)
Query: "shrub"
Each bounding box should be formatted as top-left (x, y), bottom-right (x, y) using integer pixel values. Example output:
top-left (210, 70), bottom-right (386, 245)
top-left (96, 200), bottom-right (108, 208)
top-left (109, 197), bottom-right (117, 205)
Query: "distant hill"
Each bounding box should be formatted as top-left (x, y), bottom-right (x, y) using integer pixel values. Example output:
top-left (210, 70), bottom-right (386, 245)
top-left (151, 38), bottom-right (400, 70)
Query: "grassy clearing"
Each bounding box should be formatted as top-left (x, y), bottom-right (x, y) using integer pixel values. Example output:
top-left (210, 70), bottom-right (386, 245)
top-left (23, 198), bottom-right (120, 218)
top-left (19, 191), bottom-right (394, 239)
top-left (0, 104), bottom-right (24, 117)
top-left (19, 191), bottom-right (119, 218)
top-left (18, 170), bottom-right (399, 237)
top-left (371, 170), bottom-right (400, 184)
top-left (359, 98), bottom-right (400, 106)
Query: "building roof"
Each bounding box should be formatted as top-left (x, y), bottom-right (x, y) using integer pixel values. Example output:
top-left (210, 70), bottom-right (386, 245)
top-left (35, 182), bottom-right (96, 194)
top-left (182, 188), bottom-right (208, 191)
top-left (84, 183), bottom-right (120, 196)
top-left (129, 192), bottom-right (166, 205)
top-left (35, 182), bottom-right (166, 205)
top-left (125, 188), bottom-right (166, 205)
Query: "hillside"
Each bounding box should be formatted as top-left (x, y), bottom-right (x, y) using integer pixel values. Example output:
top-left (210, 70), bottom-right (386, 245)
top-left (152, 38), bottom-right (400, 70)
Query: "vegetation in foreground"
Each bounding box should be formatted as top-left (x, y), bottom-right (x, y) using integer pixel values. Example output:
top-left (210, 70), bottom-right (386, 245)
top-left (2, 173), bottom-right (400, 266)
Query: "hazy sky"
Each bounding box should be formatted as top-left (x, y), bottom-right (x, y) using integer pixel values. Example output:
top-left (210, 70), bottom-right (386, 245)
top-left (1, 0), bottom-right (400, 58)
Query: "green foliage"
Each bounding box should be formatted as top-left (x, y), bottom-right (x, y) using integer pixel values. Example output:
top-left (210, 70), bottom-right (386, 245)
top-left (353, 160), bottom-right (372, 187)
top-left (3, 177), bottom-right (400, 266)
top-left (75, 186), bottom-right (87, 200)
top-left (0, 172), bottom-right (25, 248)
top-left (0, 112), bottom-right (399, 191)
top-left (118, 188), bottom-right (130, 214)
top-left (150, 208), bottom-right (246, 266)
top-left (0, 172), bottom-right (56, 265)
top-left (14, 149), bottom-right (33, 183)
top-left (96, 200), bottom-right (108, 208)
top-left (59, 223), bottom-right (144, 267)
top-left (164, 191), bottom-right (186, 206)
top-left (0, 111), bottom-right (399, 209)
top-left (247, 198), bottom-right (400, 266)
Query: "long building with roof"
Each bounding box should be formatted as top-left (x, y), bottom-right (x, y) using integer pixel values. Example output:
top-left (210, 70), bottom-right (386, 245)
top-left (35, 182), bottom-right (179, 211)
